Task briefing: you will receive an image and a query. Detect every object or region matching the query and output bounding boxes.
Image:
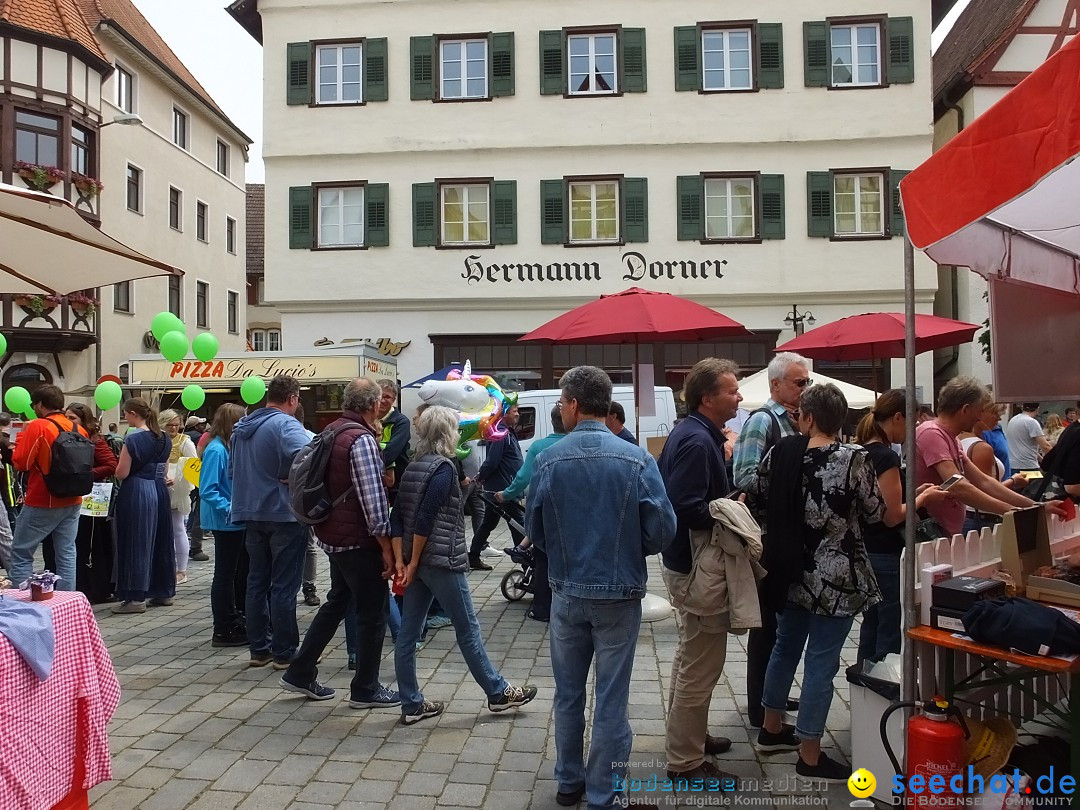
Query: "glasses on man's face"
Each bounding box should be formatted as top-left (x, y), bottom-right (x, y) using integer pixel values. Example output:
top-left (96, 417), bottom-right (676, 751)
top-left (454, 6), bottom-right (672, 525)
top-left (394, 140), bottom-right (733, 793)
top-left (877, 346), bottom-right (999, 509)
top-left (790, 377), bottom-right (813, 389)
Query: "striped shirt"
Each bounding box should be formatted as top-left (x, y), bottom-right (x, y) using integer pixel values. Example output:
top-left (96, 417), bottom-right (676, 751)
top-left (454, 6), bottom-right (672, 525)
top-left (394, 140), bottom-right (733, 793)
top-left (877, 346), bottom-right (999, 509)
top-left (315, 431), bottom-right (390, 553)
top-left (732, 398), bottom-right (800, 490)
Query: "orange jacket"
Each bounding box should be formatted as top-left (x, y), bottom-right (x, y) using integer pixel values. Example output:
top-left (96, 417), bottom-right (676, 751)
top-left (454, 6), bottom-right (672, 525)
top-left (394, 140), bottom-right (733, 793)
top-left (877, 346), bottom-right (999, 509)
top-left (13, 413), bottom-right (89, 508)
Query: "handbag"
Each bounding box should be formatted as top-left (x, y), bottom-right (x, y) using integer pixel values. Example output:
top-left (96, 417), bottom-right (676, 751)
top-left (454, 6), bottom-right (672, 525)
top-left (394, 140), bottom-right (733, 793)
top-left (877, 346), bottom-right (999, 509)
top-left (914, 512), bottom-right (949, 543)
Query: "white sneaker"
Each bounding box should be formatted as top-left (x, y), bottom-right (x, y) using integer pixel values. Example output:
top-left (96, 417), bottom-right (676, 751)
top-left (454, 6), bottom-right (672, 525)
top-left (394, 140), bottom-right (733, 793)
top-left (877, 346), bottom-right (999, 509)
top-left (480, 546), bottom-right (503, 559)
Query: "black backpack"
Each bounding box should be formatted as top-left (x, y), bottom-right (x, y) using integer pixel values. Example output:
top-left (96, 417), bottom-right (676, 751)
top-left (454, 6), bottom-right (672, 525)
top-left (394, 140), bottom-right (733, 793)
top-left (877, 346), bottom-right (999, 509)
top-left (42, 417), bottom-right (95, 498)
top-left (288, 423), bottom-right (361, 524)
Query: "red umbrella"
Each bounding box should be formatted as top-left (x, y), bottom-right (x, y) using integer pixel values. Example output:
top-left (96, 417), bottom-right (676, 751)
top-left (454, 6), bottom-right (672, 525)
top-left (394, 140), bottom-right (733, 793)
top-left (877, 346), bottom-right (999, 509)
top-left (518, 287), bottom-right (751, 344)
top-left (519, 287), bottom-right (751, 438)
top-left (774, 312), bottom-right (979, 392)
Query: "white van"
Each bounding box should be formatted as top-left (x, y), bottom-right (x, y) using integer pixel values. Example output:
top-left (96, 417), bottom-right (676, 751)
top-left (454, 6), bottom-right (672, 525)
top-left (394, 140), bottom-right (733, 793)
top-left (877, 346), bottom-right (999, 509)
top-left (514, 385), bottom-right (678, 453)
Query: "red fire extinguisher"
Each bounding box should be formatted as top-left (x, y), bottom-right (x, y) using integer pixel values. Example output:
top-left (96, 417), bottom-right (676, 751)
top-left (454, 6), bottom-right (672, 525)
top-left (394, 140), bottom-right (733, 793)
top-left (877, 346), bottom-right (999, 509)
top-left (881, 696), bottom-right (970, 808)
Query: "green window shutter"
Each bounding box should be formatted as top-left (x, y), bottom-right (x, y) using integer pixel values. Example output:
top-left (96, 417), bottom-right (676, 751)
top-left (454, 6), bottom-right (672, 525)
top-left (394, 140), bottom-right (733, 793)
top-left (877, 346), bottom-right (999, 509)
top-left (803, 21), bottom-right (829, 87)
top-left (676, 175), bottom-right (703, 241)
top-left (410, 36), bottom-right (434, 100)
top-left (490, 32), bottom-right (515, 97)
top-left (288, 186), bottom-right (313, 249)
top-left (756, 24), bottom-right (785, 89)
top-left (673, 26), bottom-right (700, 92)
top-left (806, 171), bottom-right (833, 237)
top-left (620, 28), bottom-right (647, 93)
top-left (412, 182), bottom-right (437, 247)
top-left (364, 37), bottom-right (388, 102)
top-left (622, 177), bottom-right (649, 243)
top-left (286, 42), bottom-right (311, 105)
top-left (758, 174), bottom-right (785, 240)
top-left (889, 169), bottom-right (910, 237)
top-left (540, 179), bottom-right (567, 244)
top-left (539, 30), bottom-right (565, 95)
top-left (887, 17), bottom-right (915, 84)
top-left (491, 180), bottom-right (517, 245)
top-left (365, 183), bottom-right (389, 247)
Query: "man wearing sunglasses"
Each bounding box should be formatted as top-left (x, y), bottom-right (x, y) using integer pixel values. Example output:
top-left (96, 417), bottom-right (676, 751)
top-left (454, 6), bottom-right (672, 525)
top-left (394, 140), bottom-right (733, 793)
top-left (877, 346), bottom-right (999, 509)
top-left (733, 351), bottom-right (811, 734)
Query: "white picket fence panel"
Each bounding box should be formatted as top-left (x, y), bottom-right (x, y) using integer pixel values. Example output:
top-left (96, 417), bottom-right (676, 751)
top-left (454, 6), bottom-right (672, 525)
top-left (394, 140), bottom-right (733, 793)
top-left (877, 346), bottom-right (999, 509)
top-left (904, 514), bottom-right (1080, 724)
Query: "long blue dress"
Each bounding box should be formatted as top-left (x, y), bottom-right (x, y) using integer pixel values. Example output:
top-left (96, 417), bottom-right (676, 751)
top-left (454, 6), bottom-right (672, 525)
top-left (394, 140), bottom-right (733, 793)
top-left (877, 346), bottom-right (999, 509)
top-left (115, 429), bottom-right (174, 603)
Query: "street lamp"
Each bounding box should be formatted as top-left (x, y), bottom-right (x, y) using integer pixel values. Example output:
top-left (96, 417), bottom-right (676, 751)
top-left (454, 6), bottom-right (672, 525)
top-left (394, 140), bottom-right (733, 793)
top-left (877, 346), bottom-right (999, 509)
top-left (100, 113), bottom-right (144, 128)
top-left (784, 304), bottom-right (816, 336)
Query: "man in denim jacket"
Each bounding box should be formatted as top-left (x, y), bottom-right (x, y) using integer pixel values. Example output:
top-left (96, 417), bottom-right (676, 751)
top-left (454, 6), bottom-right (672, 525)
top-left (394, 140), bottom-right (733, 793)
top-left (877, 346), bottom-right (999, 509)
top-left (527, 365), bottom-right (676, 810)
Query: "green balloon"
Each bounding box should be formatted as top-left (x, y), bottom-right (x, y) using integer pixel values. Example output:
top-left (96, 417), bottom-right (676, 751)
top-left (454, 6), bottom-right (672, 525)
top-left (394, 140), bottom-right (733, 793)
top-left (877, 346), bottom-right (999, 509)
top-left (94, 380), bottom-right (123, 410)
top-left (159, 330), bottom-right (189, 363)
top-left (0, 332), bottom-right (7, 355)
top-left (23, 409), bottom-right (35, 423)
top-left (151, 311), bottom-right (185, 342)
top-left (4, 386), bottom-right (31, 414)
top-left (181, 384), bottom-right (206, 410)
top-left (191, 332), bottom-right (219, 362)
top-left (240, 375), bottom-right (266, 405)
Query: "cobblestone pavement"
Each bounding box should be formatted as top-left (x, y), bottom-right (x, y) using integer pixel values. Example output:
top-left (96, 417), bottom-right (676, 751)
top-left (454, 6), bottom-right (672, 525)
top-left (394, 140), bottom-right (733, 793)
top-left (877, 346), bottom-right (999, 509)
top-left (87, 527), bottom-right (861, 810)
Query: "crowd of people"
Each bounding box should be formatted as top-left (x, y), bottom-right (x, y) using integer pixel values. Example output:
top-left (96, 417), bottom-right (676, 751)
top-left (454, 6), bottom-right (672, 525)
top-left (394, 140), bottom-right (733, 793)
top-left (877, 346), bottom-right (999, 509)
top-left (0, 359), bottom-right (1075, 810)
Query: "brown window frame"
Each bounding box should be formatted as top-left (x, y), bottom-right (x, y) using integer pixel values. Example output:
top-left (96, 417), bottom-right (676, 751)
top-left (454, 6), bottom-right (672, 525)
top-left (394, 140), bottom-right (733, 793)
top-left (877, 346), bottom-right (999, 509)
top-left (563, 173), bottom-right (625, 248)
top-left (434, 176), bottom-right (496, 250)
top-left (312, 180), bottom-right (369, 251)
top-left (562, 25), bottom-right (624, 100)
top-left (434, 33), bottom-right (495, 104)
top-left (701, 171), bottom-right (762, 244)
top-left (829, 165), bottom-right (891, 241)
top-left (310, 38), bottom-right (367, 108)
top-left (697, 20), bottom-right (760, 94)
top-left (824, 15), bottom-right (888, 90)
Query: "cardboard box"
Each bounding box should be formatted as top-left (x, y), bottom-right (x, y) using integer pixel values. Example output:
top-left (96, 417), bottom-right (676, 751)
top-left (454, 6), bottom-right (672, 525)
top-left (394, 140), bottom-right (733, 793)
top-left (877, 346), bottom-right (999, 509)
top-left (932, 576), bottom-right (1006, 612)
top-left (930, 605), bottom-right (968, 633)
top-left (997, 503), bottom-right (1080, 606)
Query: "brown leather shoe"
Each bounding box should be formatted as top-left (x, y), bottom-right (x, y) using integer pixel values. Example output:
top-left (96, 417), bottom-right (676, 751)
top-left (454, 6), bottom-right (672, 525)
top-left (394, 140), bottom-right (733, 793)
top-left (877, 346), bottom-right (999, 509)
top-left (704, 733), bottom-right (732, 755)
top-left (667, 760), bottom-right (737, 792)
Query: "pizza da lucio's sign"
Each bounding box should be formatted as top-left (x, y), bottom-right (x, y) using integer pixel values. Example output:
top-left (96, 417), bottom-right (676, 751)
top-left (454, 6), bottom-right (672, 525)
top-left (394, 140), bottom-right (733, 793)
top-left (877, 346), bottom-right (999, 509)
top-left (129, 353), bottom-right (397, 387)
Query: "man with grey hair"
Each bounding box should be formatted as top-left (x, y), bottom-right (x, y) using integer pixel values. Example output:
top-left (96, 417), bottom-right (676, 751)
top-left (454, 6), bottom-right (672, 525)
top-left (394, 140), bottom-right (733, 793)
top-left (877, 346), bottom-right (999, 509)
top-left (376, 379), bottom-right (411, 505)
top-left (733, 351), bottom-right (810, 729)
top-left (280, 376), bottom-right (399, 707)
top-left (916, 376), bottom-right (1060, 539)
top-left (659, 358), bottom-right (744, 786)
top-left (527, 365), bottom-right (676, 810)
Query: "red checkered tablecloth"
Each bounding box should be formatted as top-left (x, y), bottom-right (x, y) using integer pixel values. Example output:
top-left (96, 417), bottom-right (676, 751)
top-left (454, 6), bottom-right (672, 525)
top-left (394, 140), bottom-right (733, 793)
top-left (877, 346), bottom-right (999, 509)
top-left (0, 590), bottom-right (121, 810)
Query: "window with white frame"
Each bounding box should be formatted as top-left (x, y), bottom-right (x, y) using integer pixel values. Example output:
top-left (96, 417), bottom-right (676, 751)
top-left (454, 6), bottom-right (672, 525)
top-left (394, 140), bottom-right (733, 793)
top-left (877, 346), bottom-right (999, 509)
top-left (126, 164), bottom-right (142, 213)
top-left (196, 201), bottom-right (208, 242)
top-left (196, 280), bottom-right (209, 328)
top-left (114, 281), bottom-right (132, 313)
top-left (216, 140), bottom-right (229, 176)
top-left (172, 108), bottom-right (188, 149)
top-left (168, 275), bottom-right (182, 317)
top-left (440, 39), bottom-right (488, 99)
top-left (169, 187), bottom-right (182, 231)
top-left (830, 23), bottom-right (881, 87)
top-left (441, 184), bottom-right (489, 245)
top-left (702, 29), bottom-right (752, 90)
top-left (704, 177), bottom-right (755, 239)
top-left (568, 33), bottom-right (617, 95)
top-left (316, 43), bottom-right (363, 104)
top-left (116, 65), bottom-right (135, 113)
top-left (226, 217), bottom-right (236, 254)
top-left (317, 186), bottom-right (365, 247)
top-left (833, 173), bottom-right (883, 236)
top-left (250, 329), bottom-right (281, 352)
top-left (227, 291), bottom-right (239, 334)
top-left (569, 181), bottom-right (619, 243)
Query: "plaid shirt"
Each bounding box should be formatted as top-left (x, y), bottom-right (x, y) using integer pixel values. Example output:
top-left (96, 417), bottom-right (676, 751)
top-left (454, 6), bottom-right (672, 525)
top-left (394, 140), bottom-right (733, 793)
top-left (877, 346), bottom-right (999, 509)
top-left (315, 431), bottom-right (390, 553)
top-left (732, 398), bottom-right (800, 490)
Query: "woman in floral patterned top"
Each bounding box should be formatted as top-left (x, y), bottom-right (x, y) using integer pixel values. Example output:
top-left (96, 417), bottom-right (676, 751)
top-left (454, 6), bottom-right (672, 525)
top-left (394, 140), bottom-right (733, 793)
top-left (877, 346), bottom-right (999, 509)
top-left (745, 383), bottom-right (884, 782)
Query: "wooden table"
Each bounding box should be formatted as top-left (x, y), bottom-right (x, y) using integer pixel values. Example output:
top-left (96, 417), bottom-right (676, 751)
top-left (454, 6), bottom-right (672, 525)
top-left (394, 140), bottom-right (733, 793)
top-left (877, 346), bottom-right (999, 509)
top-left (908, 625), bottom-right (1079, 806)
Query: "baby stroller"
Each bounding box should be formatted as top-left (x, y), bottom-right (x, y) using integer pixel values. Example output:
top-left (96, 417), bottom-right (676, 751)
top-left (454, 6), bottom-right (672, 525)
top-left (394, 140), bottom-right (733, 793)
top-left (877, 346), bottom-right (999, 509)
top-left (478, 491), bottom-right (535, 603)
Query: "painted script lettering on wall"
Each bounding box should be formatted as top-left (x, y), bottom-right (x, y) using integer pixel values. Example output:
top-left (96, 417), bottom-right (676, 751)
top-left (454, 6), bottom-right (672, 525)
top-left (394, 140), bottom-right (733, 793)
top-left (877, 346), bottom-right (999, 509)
top-left (460, 253), bottom-right (727, 284)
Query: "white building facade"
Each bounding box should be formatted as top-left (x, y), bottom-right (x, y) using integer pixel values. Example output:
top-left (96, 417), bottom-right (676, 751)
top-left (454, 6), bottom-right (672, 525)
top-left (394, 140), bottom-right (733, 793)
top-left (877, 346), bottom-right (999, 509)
top-left (231, 0), bottom-right (937, 400)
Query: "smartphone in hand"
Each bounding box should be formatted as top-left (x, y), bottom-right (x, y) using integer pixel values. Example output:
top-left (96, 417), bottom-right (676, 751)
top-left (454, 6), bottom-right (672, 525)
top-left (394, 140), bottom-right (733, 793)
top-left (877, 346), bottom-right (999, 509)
top-left (939, 473), bottom-right (964, 491)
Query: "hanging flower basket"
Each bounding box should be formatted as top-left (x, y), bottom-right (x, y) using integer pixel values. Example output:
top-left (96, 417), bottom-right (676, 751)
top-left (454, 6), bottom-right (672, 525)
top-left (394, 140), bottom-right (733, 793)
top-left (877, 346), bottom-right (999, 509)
top-left (67, 291), bottom-right (99, 315)
top-left (71, 173), bottom-right (104, 198)
top-left (13, 161), bottom-right (66, 191)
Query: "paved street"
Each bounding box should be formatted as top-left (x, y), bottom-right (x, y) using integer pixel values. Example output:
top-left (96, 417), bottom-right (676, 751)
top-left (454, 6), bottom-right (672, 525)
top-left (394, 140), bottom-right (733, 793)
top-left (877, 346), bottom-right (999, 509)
top-left (87, 526), bottom-right (859, 810)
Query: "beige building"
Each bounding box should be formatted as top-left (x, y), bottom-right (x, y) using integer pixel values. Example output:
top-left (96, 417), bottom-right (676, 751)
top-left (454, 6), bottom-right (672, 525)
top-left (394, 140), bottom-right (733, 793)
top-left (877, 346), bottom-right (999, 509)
top-left (230, 0), bottom-right (938, 400)
top-left (933, 0), bottom-right (1078, 384)
top-left (0, 0), bottom-right (251, 407)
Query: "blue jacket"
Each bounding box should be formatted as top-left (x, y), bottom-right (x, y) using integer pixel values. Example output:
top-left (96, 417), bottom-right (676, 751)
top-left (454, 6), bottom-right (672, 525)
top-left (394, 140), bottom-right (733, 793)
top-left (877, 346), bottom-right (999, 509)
top-left (500, 432), bottom-right (565, 501)
top-left (477, 430), bottom-right (523, 491)
top-left (228, 407), bottom-right (310, 523)
top-left (526, 420), bottom-right (676, 600)
top-left (200, 437), bottom-right (241, 532)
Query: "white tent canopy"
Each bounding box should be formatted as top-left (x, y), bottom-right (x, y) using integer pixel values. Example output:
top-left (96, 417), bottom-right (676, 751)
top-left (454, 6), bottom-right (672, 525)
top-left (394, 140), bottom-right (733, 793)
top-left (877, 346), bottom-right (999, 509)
top-left (0, 182), bottom-right (178, 294)
top-left (736, 368), bottom-right (876, 410)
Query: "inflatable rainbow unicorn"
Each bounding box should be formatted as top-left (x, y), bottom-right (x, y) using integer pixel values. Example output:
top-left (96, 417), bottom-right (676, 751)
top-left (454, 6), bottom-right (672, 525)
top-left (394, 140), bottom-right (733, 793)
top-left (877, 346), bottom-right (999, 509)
top-left (417, 361), bottom-right (518, 458)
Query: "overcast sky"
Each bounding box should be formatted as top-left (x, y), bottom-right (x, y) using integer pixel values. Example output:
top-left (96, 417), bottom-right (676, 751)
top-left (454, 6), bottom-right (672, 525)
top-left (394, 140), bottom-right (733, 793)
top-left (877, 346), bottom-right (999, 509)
top-left (133, 0), bottom-right (265, 182)
top-left (132, 0), bottom-right (971, 187)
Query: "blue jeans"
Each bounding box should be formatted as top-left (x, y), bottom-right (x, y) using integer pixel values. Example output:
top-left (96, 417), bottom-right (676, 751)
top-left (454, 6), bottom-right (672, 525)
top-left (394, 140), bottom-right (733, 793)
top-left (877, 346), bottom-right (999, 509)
top-left (762, 606), bottom-right (853, 740)
top-left (9, 504), bottom-right (81, 590)
top-left (549, 591), bottom-right (641, 810)
top-left (394, 566), bottom-right (507, 715)
top-left (245, 520), bottom-right (308, 663)
top-left (858, 552), bottom-right (901, 663)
